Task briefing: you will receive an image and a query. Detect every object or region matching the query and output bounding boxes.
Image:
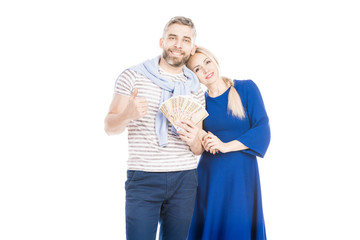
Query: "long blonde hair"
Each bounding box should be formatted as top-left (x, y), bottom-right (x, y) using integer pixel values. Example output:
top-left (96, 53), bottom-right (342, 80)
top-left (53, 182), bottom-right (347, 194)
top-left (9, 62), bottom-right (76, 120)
top-left (193, 47), bottom-right (246, 119)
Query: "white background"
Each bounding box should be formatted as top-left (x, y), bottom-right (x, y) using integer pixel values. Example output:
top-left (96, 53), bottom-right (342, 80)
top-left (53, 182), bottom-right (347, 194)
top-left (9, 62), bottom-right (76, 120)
top-left (1, 0), bottom-right (359, 239)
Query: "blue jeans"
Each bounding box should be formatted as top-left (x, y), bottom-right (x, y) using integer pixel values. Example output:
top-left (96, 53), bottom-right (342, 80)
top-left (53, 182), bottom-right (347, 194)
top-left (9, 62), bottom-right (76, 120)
top-left (125, 169), bottom-right (198, 240)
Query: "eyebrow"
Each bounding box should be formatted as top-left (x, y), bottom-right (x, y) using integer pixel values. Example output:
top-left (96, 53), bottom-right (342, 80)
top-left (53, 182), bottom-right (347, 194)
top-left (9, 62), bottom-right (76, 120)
top-left (168, 34), bottom-right (192, 41)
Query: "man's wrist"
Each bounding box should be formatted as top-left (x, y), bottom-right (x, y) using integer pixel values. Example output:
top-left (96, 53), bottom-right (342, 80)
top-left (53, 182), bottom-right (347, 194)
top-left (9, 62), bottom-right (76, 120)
top-left (189, 137), bottom-right (202, 155)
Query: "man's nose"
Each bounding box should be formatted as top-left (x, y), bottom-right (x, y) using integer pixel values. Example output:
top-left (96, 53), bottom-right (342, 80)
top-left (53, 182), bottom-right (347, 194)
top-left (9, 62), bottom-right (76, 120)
top-left (174, 39), bottom-right (182, 49)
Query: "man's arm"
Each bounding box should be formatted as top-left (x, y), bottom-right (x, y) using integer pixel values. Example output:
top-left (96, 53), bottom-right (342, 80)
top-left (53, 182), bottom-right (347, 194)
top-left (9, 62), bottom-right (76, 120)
top-left (189, 121), bottom-right (205, 155)
top-left (104, 89), bottom-right (148, 135)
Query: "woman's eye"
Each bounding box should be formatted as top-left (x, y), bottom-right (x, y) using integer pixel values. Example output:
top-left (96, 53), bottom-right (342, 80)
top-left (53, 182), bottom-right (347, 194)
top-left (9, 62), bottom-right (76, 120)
top-left (206, 60), bottom-right (211, 64)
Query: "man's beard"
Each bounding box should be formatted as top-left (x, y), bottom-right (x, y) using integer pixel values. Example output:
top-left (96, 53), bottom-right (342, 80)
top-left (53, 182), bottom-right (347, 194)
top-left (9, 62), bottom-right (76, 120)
top-left (162, 48), bottom-right (191, 67)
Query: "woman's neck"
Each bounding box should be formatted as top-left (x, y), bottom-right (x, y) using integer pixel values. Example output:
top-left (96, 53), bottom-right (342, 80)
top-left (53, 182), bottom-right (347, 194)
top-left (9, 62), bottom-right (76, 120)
top-left (207, 79), bottom-right (229, 97)
top-left (208, 78), bottom-right (229, 97)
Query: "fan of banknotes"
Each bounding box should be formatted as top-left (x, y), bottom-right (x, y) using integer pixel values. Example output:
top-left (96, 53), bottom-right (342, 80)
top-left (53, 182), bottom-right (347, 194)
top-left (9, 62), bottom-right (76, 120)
top-left (160, 95), bottom-right (208, 129)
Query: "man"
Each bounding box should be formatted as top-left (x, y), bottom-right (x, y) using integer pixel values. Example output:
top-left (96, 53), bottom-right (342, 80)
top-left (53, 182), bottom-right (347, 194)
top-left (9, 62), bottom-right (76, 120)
top-left (104, 16), bottom-right (205, 240)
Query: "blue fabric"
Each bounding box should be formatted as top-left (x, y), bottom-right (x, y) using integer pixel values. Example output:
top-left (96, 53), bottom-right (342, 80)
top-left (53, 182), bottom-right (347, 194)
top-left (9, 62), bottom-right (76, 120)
top-left (188, 80), bottom-right (270, 240)
top-left (125, 170), bottom-right (198, 240)
top-left (129, 56), bottom-right (200, 147)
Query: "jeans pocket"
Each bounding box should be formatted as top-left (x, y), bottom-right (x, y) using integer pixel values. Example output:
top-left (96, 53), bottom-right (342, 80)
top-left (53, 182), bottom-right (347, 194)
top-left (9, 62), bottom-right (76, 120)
top-left (125, 170), bottom-right (137, 190)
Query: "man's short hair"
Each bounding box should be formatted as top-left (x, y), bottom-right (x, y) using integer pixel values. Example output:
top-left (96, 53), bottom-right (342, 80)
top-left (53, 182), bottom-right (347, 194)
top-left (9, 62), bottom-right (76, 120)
top-left (163, 16), bottom-right (196, 41)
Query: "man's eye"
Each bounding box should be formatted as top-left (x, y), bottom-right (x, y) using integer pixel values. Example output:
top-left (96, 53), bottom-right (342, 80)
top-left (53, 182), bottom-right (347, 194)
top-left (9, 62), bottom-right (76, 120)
top-left (206, 60), bottom-right (211, 64)
top-left (194, 68), bottom-right (200, 73)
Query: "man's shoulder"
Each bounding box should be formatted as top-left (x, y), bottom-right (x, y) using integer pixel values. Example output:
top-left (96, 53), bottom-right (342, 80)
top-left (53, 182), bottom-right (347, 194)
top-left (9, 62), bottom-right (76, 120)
top-left (119, 69), bottom-right (143, 78)
top-left (117, 69), bottom-right (151, 85)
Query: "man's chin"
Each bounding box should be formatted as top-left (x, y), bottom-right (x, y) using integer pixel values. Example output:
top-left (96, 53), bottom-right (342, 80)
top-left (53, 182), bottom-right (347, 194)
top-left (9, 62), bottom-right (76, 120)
top-left (167, 58), bottom-right (185, 67)
top-left (169, 61), bottom-right (184, 67)
top-left (162, 51), bottom-right (190, 68)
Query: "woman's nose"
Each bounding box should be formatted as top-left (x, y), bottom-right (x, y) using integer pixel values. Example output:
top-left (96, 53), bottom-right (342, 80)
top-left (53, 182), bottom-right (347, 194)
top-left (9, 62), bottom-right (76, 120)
top-left (202, 67), bottom-right (208, 74)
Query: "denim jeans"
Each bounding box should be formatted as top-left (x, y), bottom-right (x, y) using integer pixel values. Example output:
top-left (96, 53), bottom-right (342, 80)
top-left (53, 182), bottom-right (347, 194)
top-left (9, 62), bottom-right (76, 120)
top-left (125, 169), bottom-right (198, 240)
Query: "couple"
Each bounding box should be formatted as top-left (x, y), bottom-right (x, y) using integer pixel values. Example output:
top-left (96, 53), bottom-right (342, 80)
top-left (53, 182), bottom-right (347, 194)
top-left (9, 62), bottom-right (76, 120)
top-left (104, 16), bottom-right (270, 240)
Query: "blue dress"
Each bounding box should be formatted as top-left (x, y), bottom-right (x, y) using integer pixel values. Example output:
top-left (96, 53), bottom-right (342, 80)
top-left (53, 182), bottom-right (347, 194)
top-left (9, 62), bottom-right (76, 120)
top-left (188, 80), bottom-right (270, 240)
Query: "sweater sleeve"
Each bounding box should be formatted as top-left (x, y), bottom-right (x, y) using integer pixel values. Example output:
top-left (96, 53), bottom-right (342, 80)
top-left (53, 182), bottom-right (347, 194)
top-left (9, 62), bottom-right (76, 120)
top-left (236, 80), bottom-right (271, 158)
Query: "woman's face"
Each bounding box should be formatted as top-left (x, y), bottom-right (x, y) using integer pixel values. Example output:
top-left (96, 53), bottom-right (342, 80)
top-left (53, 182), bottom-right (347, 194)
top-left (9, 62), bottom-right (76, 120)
top-left (187, 52), bottom-right (220, 86)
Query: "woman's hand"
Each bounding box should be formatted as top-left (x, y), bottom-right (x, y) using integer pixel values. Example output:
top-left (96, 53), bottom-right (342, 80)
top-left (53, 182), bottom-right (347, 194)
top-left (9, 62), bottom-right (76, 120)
top-left (202, 132), bottom-right (226, 154)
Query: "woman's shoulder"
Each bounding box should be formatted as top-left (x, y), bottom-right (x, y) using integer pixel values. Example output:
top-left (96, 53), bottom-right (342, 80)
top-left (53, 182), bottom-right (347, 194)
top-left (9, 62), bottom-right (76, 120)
top-left (233, 79), bottom-right (263, 97)
top-left (233, 79), bottom-right (257, 91)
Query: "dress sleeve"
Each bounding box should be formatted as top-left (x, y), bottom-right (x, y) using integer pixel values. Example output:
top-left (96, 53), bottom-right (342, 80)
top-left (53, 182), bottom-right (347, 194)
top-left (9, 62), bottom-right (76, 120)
top-left (236, 80), bottom-right (270, 158)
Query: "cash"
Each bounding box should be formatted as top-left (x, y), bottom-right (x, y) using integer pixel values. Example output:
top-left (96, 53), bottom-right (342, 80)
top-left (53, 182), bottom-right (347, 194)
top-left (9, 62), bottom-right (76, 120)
top-left (160, 95), bottom-right (208, 129)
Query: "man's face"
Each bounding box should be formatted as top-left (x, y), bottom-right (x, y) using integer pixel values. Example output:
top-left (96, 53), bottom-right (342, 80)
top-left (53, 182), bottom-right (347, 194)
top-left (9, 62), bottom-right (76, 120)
top-left (160, 23), bottom-right (196, 67)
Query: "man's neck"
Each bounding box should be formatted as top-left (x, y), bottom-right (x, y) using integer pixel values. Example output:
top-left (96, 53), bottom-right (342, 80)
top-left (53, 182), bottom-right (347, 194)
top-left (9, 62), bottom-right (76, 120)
top-left (158, 57), bottom-right (184, 74)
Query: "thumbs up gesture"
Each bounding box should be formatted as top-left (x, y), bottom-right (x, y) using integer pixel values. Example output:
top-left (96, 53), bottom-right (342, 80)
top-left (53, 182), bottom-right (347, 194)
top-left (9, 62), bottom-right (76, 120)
top-left (126, 88), bottom-right (148, 120)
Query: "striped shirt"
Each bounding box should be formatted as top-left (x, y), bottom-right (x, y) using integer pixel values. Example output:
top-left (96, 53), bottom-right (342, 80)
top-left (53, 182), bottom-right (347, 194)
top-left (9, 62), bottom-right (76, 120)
top-left (114, 68), bottom-right (205, 172)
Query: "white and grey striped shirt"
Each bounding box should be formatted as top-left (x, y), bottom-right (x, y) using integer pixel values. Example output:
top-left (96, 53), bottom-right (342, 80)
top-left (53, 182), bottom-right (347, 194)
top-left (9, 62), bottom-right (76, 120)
top-left (114, 68), bottom-right (205, 172)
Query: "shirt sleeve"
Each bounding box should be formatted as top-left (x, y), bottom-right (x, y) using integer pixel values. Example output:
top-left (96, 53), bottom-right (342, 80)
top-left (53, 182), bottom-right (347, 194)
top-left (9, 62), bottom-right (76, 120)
top-left (114, 69), bottom-right (136, 96)
top-left (193, 88), bottom-right (206, 108)
top-left (236, 80), bottom-right (271, 158)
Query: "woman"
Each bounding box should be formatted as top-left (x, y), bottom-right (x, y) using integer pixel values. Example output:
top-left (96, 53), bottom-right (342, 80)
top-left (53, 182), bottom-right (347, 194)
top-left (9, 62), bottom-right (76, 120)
top-left (186, 47), bottom-right (270, 240)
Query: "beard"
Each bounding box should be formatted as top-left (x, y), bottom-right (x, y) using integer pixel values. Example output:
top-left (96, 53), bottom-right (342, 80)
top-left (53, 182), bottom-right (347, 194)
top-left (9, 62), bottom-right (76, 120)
top-left (162, 48), bottom-right (191, 67)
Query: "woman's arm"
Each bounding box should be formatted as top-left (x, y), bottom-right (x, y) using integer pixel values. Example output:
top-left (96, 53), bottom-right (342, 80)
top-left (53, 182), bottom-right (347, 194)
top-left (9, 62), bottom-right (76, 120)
top-left (202, 132), bottom-right (249, 155)
top-left (234, 80), bottom-right (270, 158)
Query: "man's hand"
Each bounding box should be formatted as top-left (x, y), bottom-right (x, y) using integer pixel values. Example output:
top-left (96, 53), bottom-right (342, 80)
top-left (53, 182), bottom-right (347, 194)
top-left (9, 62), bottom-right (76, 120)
top-left (125, 88), bottom-right (148, 120)
top-left (176, 119), bottom-right (199, 146)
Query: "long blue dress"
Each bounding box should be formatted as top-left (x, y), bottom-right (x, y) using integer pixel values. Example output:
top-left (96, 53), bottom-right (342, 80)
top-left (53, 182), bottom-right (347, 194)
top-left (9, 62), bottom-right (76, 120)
top-left (188, 80), bottom-right (270, 240)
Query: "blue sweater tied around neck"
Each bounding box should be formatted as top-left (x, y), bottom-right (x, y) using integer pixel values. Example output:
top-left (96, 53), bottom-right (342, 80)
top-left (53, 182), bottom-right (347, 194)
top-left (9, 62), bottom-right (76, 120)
top-left (129, 55), bottom-right (200, 147)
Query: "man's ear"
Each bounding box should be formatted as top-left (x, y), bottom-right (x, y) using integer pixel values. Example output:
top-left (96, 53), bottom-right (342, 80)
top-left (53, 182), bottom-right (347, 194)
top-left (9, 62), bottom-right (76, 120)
top-left (159, 38), bottom-right (164, 48)
top-left (190, 44), bottom-right (197, 55)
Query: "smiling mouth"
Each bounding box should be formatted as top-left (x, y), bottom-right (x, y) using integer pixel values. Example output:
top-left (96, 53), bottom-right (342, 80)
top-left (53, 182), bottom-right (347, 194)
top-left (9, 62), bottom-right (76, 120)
top-left (170, 50), bottom-right (183, 57)
top-left (205, 72), bottom-right (214, 79)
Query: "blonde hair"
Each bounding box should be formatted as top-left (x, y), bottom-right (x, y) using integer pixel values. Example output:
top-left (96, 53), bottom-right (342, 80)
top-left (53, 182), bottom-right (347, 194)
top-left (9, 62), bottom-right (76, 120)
top-left (193, 47), bottom-right (246, 119)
